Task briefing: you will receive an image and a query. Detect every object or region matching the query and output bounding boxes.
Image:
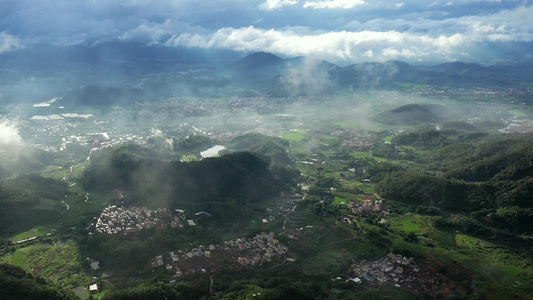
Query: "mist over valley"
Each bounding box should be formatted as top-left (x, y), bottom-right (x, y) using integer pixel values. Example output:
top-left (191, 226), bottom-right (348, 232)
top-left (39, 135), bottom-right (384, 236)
top-left (1, 1), bottom-right (533, 299)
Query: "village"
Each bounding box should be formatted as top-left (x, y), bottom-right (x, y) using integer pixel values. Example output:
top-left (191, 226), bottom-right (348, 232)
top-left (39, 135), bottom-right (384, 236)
top-left (94, 206), bottom-right (184, 235)
top-left (331, 127), bottom-right (373, 151)
top-left (151, 232), bottom-right (290, 278)
top-left (349, 199), bottom-right (389, 220)
top-left (350, 253), bottom-right (446, 293)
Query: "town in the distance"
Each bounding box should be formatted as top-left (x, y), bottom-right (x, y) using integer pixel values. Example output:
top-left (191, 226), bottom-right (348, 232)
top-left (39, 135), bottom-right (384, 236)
top-left (1, 50), bottom-right (533, 300)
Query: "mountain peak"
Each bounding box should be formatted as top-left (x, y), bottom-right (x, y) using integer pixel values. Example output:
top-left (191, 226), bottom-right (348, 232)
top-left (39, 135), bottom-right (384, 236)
top-left (229, 52), bottom-right (285, 78)
top-left (239, 52), bottom-right (283, 64)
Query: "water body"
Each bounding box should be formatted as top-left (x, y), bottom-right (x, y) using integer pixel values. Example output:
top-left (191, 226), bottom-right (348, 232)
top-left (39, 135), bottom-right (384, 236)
top-left (200, 145), bottom-right (226, 158)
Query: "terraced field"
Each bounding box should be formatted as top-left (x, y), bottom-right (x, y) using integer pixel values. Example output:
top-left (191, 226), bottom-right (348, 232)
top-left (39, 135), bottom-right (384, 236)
top-left (5, 240), bottom-right (91, 289)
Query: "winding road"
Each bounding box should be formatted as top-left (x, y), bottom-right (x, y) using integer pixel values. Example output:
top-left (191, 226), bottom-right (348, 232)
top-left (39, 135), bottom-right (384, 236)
top-left (61, 200), bottom-right (69, 214)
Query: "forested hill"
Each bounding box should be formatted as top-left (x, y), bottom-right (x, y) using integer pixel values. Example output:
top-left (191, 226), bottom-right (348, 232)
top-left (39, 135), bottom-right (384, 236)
top-left (0, 264), bottom-right (78, 300)
top-left (372, 104), bottom-right (451, 125)
top-left (373, 132), bottom-right (533, 234)
top-left (82, 147), bottom-right (292, 209)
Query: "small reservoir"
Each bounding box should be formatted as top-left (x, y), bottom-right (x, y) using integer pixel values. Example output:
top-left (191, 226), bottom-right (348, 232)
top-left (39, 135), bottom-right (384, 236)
top-left (200, 145), bottom-right (226, 158)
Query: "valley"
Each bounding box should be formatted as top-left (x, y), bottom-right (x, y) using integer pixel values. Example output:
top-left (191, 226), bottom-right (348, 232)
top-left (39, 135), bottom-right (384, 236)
top-left (1, 54), bottom-right (533, 299)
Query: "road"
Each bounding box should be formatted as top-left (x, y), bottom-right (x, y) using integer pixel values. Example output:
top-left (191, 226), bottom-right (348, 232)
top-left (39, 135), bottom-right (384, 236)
top-left (61, 200), bottom-right (70, 214)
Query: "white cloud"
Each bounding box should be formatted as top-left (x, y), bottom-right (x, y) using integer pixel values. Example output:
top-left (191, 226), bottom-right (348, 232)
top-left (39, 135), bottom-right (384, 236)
top-left (118, 19), bottom-right (197, 45)
top-left (303, 0), bottom-right (366, 9)
top-left (0, 119), bottom-right (23, 145)
top-left (258, 0), bottom-right (299, 11)
top-left (345, 5), bottom-right (533, 43)
top-left (1, 0), bottom-right (531, 63)
top-left (165, 26), bottom-right (470, 62)
top-left (283, 58), bottom-right (332, 94)
top-left (457, 6), bottom-right (533, 42)
top-left (0, 31), bottom-right (23, 54)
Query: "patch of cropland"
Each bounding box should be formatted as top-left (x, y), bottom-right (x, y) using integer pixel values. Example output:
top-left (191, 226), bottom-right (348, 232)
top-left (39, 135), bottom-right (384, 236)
top-left (4, 240), bottom-right (90, 289)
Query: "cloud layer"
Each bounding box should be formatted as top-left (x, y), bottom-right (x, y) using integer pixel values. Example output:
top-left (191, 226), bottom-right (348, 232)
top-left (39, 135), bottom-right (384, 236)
top-left (259, 0), bottom-right (298, 11)
top-left (165, 26), bottom-right (469, 62)
top-left (1, 0), bottom-right (532, 63)
top-left (303, 0), bottom-right (367, 9)
top-left (0, 31), bottom-right (23, 54)
top-left (0, 119), bottom-right (23, 146)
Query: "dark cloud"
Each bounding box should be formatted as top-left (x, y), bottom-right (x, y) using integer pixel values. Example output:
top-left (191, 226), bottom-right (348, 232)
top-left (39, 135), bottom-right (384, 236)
top-left (0, 0), bottom-right (531, 64)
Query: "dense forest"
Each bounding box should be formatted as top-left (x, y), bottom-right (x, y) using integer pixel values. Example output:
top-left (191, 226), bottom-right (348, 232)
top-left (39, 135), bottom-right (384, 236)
top-left (374, 131), bottom-right (533, 234)
top-left (82, 147), bottom-right (283, 209)
top-left (0, 264), bottom-right (77, 300)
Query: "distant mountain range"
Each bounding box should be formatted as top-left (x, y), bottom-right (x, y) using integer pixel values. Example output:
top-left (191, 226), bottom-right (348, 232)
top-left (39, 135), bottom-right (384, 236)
top-left (2, 43), bottom-right (532, 105)
top-left (227, 52), bottom-right (533, 92)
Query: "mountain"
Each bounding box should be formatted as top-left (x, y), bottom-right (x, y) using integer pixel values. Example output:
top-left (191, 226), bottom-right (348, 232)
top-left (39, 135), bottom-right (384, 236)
top-left (227, 53), bottom-right (526, 94)
top-left (0, 42), bottom-right (243, 74)
top-left (228, 52), bottom-right (286, 81)
top-left (427, 61), bottom-right (485, 76)
top-left (1, 47), bottom-right (530, 102)
top-left (230, 52), bottom-right (285, 72)
top-left (372, 103), bottom-right (451, 125)
top-left (82, 148), bottom-right (279, 208)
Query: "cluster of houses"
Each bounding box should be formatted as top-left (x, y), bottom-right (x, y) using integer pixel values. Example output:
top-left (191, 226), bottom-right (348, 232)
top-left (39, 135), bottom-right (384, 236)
top-left (95, 206), bottom-right (183, 235)
top-left (242, 231), bottom-right (289, 264)
top-left (351, 253), bottom-right (444, 292)
top-left (331, 127), bottom-right (373, 151)
top-left (350, 200), bottom-right (389, 219)
top-left (498, 115), bottom-right (533, 134)
top-left (26, 107), bottom-right (149, 155)
top-left (151, 232), bottom-right (289, 278)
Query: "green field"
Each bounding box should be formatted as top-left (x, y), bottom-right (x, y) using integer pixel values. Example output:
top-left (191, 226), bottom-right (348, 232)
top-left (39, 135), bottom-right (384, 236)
top-left (12, 251), bottom-right (25, 268)
top-left (11, 226), bottom-right (50, 242)
top-left (389, 214), bottom-right (433, 235)
top-left (281, 130), bottom-right (307, 142)
top-left (4, 240), bottom-right (91, 289)
top-left (332, 196), bottom-right (346, 205)
top-left (508, 110), bottom-right (526, 117)
top-left (352, 151), bottom-right (371, 159)
top-left (383, 135), bottom-right (393, 142)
